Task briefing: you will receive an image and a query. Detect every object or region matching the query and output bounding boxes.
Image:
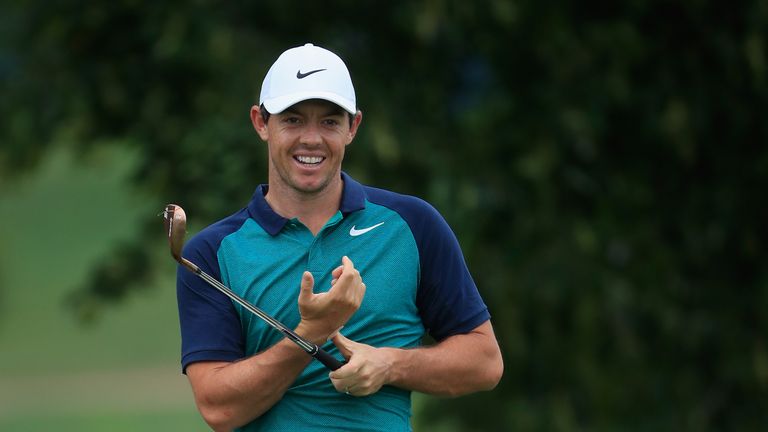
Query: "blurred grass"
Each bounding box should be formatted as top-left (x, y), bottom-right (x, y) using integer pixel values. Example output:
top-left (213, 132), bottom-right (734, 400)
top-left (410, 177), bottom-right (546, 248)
top-left (0, 144), bottom-right (207, 430)
top-left (0, 410), bottom-right (204, 432)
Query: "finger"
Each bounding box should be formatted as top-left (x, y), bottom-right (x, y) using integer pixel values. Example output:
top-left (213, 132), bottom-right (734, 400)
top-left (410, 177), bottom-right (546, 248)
top-left (330, 378), bottom-right (344, 392)
top-left (332, 265), bottom-right (344, 279)
top-left (331, 332), bottom-right (355, 360)
top-left (330, 264), bottom-right (344, 286)
top-left (330, 375), bottom-right (354, 393)
top-left (342, 255), bottom-right (354, 272)
top-left (333, 257), bottom-right (358, 291)
top-left (298, 271), bottom-right (314, 302)
top-left (340, 256), bottom-right (361, 286)
top-left (329, 361), bottom-right (354, 380)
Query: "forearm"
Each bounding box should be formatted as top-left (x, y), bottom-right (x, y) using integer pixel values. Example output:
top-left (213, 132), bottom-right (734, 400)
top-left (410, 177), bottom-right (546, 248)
top-left (188, 338), bottom-right (312, 431)
top-left (385, 321), bottom-right (503, 397)
top-left (188, 263), bottom-right (363, 431)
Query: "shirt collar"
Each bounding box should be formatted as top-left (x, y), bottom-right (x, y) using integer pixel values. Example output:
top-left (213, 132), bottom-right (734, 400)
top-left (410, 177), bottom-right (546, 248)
top-left (339, 171), bottom-right (366, 214)
top-left (247, 171), bottom-right (366, 236)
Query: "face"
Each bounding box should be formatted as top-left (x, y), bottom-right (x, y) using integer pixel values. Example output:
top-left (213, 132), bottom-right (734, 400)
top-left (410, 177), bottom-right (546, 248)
top-left (251, 99), bottom-right (362, 197)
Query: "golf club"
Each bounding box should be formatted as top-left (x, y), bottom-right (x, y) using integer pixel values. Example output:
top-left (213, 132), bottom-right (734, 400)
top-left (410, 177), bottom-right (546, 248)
top-left (162, 204), bottom-right (345, 371)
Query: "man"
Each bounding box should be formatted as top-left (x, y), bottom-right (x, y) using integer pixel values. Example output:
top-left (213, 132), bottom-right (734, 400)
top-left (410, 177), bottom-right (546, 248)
top-left (176, 43), bottom-right (503, 431)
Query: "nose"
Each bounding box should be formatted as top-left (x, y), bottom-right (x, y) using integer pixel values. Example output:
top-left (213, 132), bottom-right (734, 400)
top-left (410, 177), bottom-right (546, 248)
top-left (300, 123), bottom-right (323, 146)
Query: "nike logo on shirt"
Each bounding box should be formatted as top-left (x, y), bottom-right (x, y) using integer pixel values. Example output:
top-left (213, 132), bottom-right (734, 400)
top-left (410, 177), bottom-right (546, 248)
top-left (349, 222), bottom-right (385, 237)
top-left (296, 68), bottom-right (326, 79)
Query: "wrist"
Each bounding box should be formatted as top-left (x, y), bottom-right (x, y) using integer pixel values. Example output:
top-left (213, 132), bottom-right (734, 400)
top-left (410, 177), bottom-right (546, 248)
top-left (380, 347), bottom-right (405, 386)
top-left (293, 321), bottom-right (331, 346)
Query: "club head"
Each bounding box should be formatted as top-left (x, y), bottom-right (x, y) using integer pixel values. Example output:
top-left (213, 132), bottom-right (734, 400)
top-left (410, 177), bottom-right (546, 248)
top-left (162, 204), bottom-right (187, 262)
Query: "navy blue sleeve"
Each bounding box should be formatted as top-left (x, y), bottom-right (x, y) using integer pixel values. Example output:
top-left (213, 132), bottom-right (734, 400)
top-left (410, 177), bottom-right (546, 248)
top-left (365, 187), bottom-right (490, 341)
top-left (176, 213), bottom-right (248, 373)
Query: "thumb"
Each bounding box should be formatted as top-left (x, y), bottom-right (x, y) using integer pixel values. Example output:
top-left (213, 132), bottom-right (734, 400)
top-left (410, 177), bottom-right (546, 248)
top-left (331, 332), bottom-right (356, 360)
top-left (298, 271), bottom-right (314, 301)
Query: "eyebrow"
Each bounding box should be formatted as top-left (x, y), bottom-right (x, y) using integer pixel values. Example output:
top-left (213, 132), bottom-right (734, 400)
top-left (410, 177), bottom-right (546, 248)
top-left (284, 104), bottom-right (345, 117)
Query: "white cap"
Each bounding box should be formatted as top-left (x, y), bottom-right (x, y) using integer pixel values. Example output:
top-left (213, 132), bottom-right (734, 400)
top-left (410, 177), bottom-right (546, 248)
top-left (259, 43), bottom-right (356, 114)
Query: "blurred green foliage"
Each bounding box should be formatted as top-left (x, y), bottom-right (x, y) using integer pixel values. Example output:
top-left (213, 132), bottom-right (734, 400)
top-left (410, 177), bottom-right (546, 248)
top-left (2, 0), bottom-right (767, 430)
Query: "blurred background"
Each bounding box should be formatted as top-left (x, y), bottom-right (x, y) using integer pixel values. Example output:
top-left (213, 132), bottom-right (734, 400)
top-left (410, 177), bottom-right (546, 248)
top-left (1, 1), bottom-right (767, 430)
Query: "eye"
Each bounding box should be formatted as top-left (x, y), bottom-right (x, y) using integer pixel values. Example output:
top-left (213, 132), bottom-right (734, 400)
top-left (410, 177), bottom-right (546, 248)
top-left (282, 116), bottom-right (301, 125)
top-left (322, 118), bottom-right (341, 127)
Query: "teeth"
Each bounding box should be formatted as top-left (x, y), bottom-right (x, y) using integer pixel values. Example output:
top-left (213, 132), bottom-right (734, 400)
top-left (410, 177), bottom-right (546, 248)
top-left (296, 156), bottom-right (324, 164)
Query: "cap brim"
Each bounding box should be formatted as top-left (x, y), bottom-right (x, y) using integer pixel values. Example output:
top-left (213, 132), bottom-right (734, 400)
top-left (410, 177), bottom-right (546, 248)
top-left (263, 91), bottom-right (356, 115)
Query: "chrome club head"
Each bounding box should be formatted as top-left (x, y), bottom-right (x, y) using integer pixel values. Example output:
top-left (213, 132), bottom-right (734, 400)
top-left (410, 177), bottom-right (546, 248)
top-left (162, 204), bottom-right (187, 262)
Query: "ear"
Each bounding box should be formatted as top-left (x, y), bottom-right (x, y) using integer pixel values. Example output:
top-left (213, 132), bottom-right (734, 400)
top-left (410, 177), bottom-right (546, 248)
top-left (250, 105), bottom-right (270, 141)
top-left (346, 110), bottom-right (363, 145)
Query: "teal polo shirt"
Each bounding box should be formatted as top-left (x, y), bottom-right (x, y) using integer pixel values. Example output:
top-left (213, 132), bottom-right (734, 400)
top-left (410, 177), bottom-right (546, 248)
top-left (177, 172), bottom-right (490, 431)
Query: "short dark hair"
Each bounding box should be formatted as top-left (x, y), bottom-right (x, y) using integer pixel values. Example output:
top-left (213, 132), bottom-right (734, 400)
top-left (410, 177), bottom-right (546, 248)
top-left (260, 104), bottom-right (270, 123)
top-left (259, 103), bottom-right (355, 127)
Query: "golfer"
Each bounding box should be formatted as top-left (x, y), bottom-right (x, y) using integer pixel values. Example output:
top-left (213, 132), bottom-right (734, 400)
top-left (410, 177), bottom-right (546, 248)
top-left (176, 43), bottom-right (503, 431)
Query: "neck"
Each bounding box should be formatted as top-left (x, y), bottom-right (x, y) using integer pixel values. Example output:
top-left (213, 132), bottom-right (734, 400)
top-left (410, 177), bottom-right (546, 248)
top-left (265, 175), bottom-right (343, 235)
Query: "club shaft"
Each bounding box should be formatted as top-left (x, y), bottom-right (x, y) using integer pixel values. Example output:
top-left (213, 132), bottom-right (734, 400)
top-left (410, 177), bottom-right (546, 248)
top-left (180, 257), bottom-right (317, 354)
top-left (164, 204), bottom-right (343, 370)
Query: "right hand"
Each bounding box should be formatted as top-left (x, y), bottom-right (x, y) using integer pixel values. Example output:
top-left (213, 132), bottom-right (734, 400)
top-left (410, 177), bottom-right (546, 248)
top-left (295, 256), bottom-right (366, 344)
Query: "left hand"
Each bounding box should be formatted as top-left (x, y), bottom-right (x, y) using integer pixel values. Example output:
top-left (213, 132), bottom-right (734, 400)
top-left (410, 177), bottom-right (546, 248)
top-left (296, 257), bottom-right (365, 344)
top-left (329, 333), bottom-right (394, 397)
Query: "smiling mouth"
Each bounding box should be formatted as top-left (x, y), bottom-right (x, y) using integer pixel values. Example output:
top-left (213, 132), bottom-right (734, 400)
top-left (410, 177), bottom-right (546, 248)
top-left (295, 155), bottom-right (325, 166)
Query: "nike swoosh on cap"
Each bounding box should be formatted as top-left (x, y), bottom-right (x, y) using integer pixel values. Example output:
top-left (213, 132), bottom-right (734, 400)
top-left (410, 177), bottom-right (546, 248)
top-left (349, 222), bottom-right (385, 237)
top-left (296, 68), bottom-right (327, 79)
